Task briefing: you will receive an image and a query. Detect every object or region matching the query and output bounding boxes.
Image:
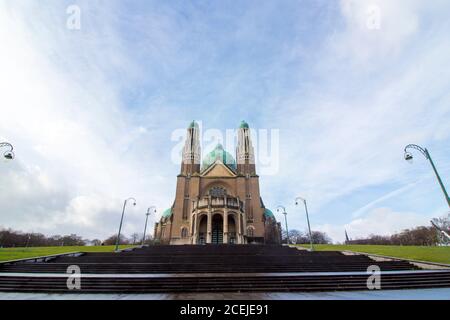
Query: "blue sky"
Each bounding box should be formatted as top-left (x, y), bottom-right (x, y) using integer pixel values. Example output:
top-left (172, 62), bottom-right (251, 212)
top-left (0, 0), bottom-right (449, 242)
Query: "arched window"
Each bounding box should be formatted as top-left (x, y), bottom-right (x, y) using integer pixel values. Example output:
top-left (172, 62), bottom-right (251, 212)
top-left (247, 226), bottom-right (254, 237)
top-left (181, 227), bottom-right (188, 238)
top-left (209, 186), bottom-right (226, 197)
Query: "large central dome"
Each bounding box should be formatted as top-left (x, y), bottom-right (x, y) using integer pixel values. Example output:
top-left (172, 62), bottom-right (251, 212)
top-left (202, 143), bottom-right (236, 171)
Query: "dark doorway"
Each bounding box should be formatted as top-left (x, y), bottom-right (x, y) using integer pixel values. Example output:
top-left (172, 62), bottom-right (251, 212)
top-left (198, 215), bottom-right (207, 245)
top-left (228, 214), bottom-right (236, 244)
top-left (211, 214), bottom-right (223, 244)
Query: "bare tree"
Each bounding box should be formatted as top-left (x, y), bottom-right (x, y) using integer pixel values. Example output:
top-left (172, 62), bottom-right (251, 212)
top-left (130, 233), bottom-right (140, 245)
top-left (310, 231), bottom-right (332, 244)
top-left (91, 239), bottom-right (102, 246)
top-left (103, 234), bottom-right (129, 246)
top-left (0, 228), bottom-right (86, 247)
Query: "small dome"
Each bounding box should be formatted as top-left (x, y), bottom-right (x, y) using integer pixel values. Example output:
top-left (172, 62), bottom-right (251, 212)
top-left (202, 143), bottom-right (236, 171)
top-left (240, 120), bottom-right (249, 129)
top-left (189, 120), bottom-right (199, 129)
top-left (264, 208), bottom-right (275, 219)
top-left (162, 208), bottom-right (173, 219)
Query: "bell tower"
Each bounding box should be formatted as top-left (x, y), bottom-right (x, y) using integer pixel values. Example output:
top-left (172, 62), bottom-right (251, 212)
top-left (236, 120), bottom-right (258, 223)
top-left (181, 120), bottom-right (201, 175)
top-left (236, 120), bottom-right (255, 175)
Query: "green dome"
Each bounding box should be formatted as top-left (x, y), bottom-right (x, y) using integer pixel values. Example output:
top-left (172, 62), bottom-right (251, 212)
top-left (162, 208), bottom-right (173, 219)
top-left (189, 120), bottom-right (199, 129)
top-left (202, 143), bottom-right (236, 171)
top-left (264, 208), bottom-right (275, 219)
top-left (240, 120), bottom-right (249, 129)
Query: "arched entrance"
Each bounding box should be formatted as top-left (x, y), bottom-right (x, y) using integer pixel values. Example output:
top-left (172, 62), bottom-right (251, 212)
top-left (198, 215), bottom-right (207, 244)
top-left (211, 214), bottom-right (223, 244)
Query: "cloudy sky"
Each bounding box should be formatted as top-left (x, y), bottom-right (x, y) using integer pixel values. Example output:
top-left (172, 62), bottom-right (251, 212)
top-left (0, 0), bottom-right (449, 243)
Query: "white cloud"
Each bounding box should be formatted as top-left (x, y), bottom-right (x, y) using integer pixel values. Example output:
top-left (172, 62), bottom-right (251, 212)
top-left (335, 0), bottom-right (420, 64)
top-left (262, 0), bottom-right (450, 217)
top-left (0, 2), bottom-right (172, 239)
top-left (350, 181), bottom-right (419, 218)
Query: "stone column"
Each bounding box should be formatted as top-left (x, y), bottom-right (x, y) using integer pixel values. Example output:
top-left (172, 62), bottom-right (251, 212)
top-left (192, 213), bottom-right (197, 244)
top-left (237, 212), bottom-right (242, 244)
top-left (207, 209), bottom-right (212, 243)
top-left (242, 206), bottom-right (247, 244)
top-left (223, 209), bottom-right (228, 244)
top-left (189, 205), bottom-right (193, 241)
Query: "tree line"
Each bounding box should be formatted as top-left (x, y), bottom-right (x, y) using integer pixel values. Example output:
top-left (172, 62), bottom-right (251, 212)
top-left (283, 227), bottom-right (442, 246)
top-left (282, 229), bottom-right (332, 244)
top-left (346, 226), bottom-right (439, 246)
top-left (0, 228), bottom-right (154, 248)
top-left (346, 214), bottom-right (450, 246)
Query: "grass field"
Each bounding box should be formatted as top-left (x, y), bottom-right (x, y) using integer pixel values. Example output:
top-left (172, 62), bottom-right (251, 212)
top-left (296, 244), bottom-right (450, 264)
top-left (0, 245), bottom-right (137, 262)
top-left (2, 244), bottom-right (449, 265)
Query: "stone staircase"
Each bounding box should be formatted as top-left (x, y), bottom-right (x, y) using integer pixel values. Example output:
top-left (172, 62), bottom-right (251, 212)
top-left (1, 245), bottom-right (449, 293)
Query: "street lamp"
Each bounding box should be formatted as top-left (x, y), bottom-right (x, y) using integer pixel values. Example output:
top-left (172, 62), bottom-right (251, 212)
top-left (115, 197), bottom-right (137, 252)
top-left (404, 144), bottom-right (450, 208)
top-left (276, 205), bottom-right (289, 245)
top-left (25, 234), bottom-right (31, 248)
top-left (295, 196), bottom-right (314, 251)
top-left (0, 142), bottom-right (14, 160)
top-left (142, 206), bottom-right (156, 245)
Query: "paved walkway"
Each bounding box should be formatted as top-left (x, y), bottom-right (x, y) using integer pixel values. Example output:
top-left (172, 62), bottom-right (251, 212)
top-left (1, 288), bottom-right (449, 300)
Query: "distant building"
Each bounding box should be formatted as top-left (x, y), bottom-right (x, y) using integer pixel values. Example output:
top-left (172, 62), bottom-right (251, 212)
top-left (154, 121), bottom-right (281, 245)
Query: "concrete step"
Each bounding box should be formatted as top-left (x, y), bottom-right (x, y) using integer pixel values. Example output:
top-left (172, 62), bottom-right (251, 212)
top-left (1, 271), bottom-right (449, 293)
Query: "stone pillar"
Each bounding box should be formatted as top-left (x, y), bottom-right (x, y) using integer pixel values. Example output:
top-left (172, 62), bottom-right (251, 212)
top-left (189, 208), bottom-right (193, 241)
top-left (223, 209), bottom-right (228, 244)
top-left (192, 213), bottom-right (197, 244)
top-left (242, 206), bottom-right (247, 244)
top-left (237, 212), bottom-right (242, 244)
top-left (155, 222), bottom-right (161, 240)
top-left (207, 209), bottom-right (212, 244)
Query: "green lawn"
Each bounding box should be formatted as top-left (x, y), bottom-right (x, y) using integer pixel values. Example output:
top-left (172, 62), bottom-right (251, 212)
top-left (296, 244), bottom-right (450, 264)
top-left (0, 245), bottom-right (137, 262)
top-left (2, 244), bottom-right (449, 265)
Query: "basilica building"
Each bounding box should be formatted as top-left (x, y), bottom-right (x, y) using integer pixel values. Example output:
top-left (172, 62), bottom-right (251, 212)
top-left (154, 121), bottom-right (281, 245)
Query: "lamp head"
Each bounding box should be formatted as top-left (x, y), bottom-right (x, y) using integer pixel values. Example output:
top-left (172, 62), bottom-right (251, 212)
top-left (295, 197), bottom-right (305, 205)
top-left (276, 205), bottom-right (286, 214)
top-left (404, 152), bottom-right (413, 163)
top-left (4, 151), bottom-right (14, 160)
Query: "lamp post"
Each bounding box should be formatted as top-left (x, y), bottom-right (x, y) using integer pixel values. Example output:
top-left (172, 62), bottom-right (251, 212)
top-left (25, 234), bottom-right (31, 248)
top-left (0, 142), bottom-right (14, 160)
top-left (404, 144), bottom-right (450, 208)
top-left (115, 197), bottom-right (137, 252)
top-left (295, 197), bottom-right (314, 251)
top-left (276, 205), bottom-right (289, 245)
top-left (142, 206), bottom-right (156, 245)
